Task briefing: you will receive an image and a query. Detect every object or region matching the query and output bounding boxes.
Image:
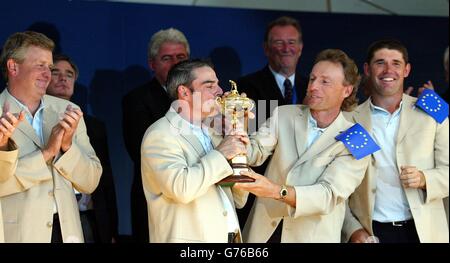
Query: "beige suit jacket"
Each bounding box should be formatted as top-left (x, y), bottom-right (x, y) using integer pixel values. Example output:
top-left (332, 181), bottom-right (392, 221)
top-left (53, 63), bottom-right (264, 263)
top-left (342, 94), bottom-right (449, 243)
top-left (141, 108), bottom-right (248, 243)
top-left (244, 105), bottom-right (369, 242)
top-left (0, 90), bottom-right (102, 243)
top-left (0, 140), bottom-right (19, 243)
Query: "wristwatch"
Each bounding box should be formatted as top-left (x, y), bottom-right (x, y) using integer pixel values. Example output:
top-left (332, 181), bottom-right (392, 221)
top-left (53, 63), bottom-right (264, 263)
top-left (279, 185), bottom-right (288, 200)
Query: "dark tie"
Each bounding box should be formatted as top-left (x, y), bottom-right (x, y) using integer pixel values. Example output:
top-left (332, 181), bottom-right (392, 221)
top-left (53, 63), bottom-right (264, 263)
top-left (284, 78), bottom-right (293, 104)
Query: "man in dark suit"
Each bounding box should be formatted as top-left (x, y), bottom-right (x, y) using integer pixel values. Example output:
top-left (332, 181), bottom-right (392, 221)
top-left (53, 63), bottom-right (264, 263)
top-left (47, 54), bottom-right (119, 243)
top-left (236, 16), bottom-right (307, 230)
top-left (238, 16), bottom-right (307, 125)
top-left (122, 28), bottom-right (190, 242)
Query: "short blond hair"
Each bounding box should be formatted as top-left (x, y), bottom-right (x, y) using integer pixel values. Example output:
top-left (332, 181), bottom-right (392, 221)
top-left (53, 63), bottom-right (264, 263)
top-left (0, 31), bottom-right (54, 80)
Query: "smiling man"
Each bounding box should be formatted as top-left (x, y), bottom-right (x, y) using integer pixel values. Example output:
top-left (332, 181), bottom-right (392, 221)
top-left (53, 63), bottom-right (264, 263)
top-left (236, 15), bottom-right (309, 231)
top-left (235, 49), bottom-right (371, 243)
top-left (343, 39), bottom-right (449, 243)
top-left (0, 31), bottom-right (102, 243)
top-left (141, 59), bottom-right (249, 243)
top-left (238, 16), bottom-right (307, 122)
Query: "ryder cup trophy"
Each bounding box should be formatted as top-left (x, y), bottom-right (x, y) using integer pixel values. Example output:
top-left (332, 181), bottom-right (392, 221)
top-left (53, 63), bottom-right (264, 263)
top-left (216, 80), bottom-right (255, 185)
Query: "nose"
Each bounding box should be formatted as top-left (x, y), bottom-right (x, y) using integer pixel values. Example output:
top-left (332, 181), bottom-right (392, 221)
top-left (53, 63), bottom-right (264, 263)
top-left (382, 63), bottom-right (393, 74)
top-left (308, 80), bottom-right (319, 92)
top-left (281, 42), bottom-right (290, 52)
top-left (172, 56), bottom-right (187, 66)
top-left (59, 73), bottom-right (68, 82)
top-left (43, 67), bottom-right (51, 79)
top-left (216, 85), bottom-right (223, 96)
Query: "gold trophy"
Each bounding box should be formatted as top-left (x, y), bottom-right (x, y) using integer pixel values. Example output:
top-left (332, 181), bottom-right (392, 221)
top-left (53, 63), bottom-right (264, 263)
top-left (216, 80), bottom-right (255, 186)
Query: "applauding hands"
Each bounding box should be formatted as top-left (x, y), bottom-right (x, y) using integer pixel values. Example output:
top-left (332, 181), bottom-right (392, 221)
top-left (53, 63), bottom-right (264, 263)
top-left (42, 104), bottom-right (83, 162)
top-left (0, 102), bottom-right (25, 151)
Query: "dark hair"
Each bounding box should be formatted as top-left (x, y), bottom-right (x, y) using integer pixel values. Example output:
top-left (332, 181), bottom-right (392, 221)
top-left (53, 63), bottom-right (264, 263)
top-left (314, 49), bottom-right (360, 111)
top-left (264, 16), bottom-right (302, 43)
top-left (366, 39), bottom-right (409, 64)
top-left (53, 54), bottom-right (79, 78)
top-left (166, 59), bottom-right (214, 100)
top-left (0, 31), bottom-right (54, 80)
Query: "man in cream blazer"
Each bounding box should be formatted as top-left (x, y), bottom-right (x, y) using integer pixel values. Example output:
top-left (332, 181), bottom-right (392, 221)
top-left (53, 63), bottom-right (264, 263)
top-left (141, 59), bottom-right (248, 243)
top-left (0, 31), bottom-right (102, 243)
top-left (0, 108), bottom-right (24, 243)
top-left (342, 39), bottom-right (448, 243)
top-left (235, 49), bottom-right (371, 243)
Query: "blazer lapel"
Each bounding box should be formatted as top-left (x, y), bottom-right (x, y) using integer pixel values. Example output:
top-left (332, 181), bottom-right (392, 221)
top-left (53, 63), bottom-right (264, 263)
top-left (16, 121), bottom-right (43, 148)
top-left (209, 127), bottom-right (223, 148)
top-left (353, 99), bottom-right (372, 132)
top-left (42, 104), bottom-right (61, 148)
top-left (1, 91), bottom-right (43, 148)
top-left (296, 111), bottom-right (348, 165)
top-left (166, 109), bottom-right (205, 157)
top-left (262, 66), bottom-right (284, 101)
top-left (293, 108), bottom-right (308, 159)
top-left (293, 112), bottom-right (345, 167)
top-left (353, 98), bottom-right (378, 213)
top-left (396, 94), bottom-right (415, 145)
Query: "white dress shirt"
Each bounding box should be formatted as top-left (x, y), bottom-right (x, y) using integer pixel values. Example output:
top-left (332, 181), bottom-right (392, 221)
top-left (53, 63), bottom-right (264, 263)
top-left (370, 100), bottom-right (412, 222)
top-left (307, 110), bottom-right (327, 149)
top-left (269, 66), bottom-right (295, 98)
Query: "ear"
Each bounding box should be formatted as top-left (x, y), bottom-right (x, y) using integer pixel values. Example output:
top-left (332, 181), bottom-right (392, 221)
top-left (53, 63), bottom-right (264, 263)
top-left (363, 62), bottom-right (370, 77)
top-left (404, 63), bottom-right (411, 78)
top-left (148, 58), bottom-right (155, 71)
top-left (343, 85), bottom-right (354, 98)
top-left (177, 85), bottom-right (190, 99)
top-left (6, 59), bottom-right (18, 77)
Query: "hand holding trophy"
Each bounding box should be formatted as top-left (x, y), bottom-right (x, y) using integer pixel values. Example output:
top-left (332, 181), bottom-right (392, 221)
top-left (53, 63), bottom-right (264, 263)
top-left (216, 80), bottom-right (255, 186)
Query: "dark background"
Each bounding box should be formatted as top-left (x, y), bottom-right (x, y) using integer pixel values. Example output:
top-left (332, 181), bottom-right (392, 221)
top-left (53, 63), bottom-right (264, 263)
top-left (1, 0), bottom-right (447, 236)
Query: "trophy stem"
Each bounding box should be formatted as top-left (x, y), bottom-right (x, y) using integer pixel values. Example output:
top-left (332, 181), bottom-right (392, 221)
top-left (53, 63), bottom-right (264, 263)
top-left (218, 154), bottom-right (255, 186)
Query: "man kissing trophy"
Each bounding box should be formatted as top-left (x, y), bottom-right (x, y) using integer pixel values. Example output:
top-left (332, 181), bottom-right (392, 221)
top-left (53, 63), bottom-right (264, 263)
top-left (216, 80), bottom-right (255, 186)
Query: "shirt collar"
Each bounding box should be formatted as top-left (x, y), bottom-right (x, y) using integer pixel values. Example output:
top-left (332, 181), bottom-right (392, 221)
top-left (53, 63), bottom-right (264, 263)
top-left (5, 88), bottom-right (45, 117)
top-left (176, 111), bottom-right (209, 136)
top-left (369, 97), bottom-right (403, 117)
top-left (269, 65), bottom-right (295, 91)
top-left (308, 110), bottom-right (327, 133)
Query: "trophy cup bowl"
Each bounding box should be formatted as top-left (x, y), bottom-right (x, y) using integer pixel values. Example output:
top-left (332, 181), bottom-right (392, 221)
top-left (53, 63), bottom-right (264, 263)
top-left (216, 80), bottom-right (255, 186)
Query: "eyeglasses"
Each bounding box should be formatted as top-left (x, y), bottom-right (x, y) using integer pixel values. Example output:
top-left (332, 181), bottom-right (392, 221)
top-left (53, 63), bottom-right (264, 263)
top-left (271, 39), bottom-right (301, 48)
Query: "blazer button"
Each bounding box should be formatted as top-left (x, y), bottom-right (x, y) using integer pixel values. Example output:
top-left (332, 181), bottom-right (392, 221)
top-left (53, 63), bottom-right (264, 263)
top-left (271, 221), bottom-right (277, 227)
top-left (47, 221), bottom-right (53, 228)
top-left (223, 211), bottom-right (228, 216)
top-left (48, 191), bottom-right (54, 197)
top-left (371, 188), bottom-right (376, 194)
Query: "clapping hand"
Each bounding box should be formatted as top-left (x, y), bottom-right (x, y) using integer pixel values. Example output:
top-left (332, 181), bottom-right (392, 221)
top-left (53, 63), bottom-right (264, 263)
top-left (59, 104), bottom-right (83, 152)
top-left (0, 102), bottom-right (25, 150)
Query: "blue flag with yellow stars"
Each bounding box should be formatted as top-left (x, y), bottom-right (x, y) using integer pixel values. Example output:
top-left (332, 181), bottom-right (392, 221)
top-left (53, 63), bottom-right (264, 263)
top-left (415, 89), bottom-right (449, 124)
top-left (336, 123), bottom-right (380, 160)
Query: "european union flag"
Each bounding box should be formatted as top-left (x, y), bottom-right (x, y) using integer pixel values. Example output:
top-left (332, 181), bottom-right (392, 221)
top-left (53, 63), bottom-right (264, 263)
top-left (336, 123), bottom-right (380, 160)
top-left (416, 89), bottom-right (449, 124)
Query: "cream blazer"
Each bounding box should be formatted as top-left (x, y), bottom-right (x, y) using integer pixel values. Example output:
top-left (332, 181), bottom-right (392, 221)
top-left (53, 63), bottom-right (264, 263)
top-left (342, 94), bottom-right (449, 243)
top-left (244, 105), bottom-right (369, 242)
top-left (141, 109), bottom-right (248, 243)
top-left (0, 141), bottom-right (19, 243)
top-left (0, 90), bottom-right (102, 243)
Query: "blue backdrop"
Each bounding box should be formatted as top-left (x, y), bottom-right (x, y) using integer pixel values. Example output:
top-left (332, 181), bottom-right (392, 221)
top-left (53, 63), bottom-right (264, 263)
top-left (1, 0), bottom-right (448, 235)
